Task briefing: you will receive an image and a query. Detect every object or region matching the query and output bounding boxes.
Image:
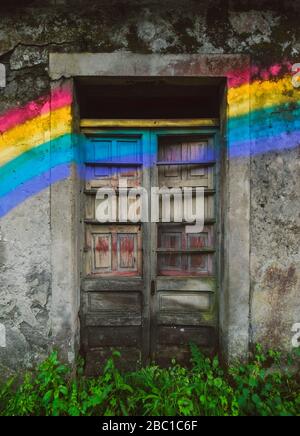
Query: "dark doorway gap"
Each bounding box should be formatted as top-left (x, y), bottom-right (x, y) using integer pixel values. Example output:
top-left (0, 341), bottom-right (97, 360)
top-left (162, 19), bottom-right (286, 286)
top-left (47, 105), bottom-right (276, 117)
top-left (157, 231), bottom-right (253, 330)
top-left (76, 77), bottom-right (224, 119)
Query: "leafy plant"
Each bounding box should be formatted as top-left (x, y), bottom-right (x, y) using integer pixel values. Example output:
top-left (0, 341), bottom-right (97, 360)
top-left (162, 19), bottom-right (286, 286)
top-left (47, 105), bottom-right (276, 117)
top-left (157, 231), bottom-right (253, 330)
top-left (0, 345), bottom-right (299, 416)
top-left (229, 344), bottom-right (300, 416)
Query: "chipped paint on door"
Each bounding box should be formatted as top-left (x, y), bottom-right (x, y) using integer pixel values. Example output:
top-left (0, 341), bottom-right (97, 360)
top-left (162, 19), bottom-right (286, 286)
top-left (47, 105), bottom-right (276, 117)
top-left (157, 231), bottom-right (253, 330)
top-left (80, 128), bottom-right (219, 373)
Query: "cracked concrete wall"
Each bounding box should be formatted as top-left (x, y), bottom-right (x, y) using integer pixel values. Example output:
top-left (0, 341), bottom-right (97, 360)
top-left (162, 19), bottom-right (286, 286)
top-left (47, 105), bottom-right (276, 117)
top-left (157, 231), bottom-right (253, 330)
top-left (0, 191), bottom-right (51, 373)
top-left (0, 0), bottom-right (299, 372)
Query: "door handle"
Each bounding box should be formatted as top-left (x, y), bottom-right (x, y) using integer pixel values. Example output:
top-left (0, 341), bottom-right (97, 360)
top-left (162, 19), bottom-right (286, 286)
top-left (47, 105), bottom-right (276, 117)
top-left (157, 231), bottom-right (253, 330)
top-left (151, 280), bottom-right (156, 296)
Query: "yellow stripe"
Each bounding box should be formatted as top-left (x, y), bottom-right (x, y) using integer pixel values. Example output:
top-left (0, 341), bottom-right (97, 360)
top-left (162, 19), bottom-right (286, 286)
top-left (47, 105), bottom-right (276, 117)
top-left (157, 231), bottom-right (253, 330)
top-left (80, 118), bottom-right (219, 128)
top-left (1, 74), bottom-right (298, 167)
top-left (229, 75), bottom-right (300, 118)
top-left (0, 106), bottom-right (72, 166)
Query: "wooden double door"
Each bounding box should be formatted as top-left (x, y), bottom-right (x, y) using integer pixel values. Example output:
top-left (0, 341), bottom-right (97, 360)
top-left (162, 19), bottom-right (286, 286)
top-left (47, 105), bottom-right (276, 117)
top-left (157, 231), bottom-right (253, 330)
top-left (80, 128), bottom-right (219, 374)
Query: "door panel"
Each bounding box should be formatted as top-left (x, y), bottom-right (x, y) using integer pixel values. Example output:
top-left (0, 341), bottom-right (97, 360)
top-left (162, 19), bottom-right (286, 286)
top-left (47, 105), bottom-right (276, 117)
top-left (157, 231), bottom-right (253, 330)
top-left (157, 224), bottom-right (214, 276)
top-left (81, 129), bottom-right (219, 373)
top-left (151, 133), bottom-right (218, 365)
top-left (158, 136), bottom-right (214, 188)
top-left (81, 133), bottom-right (147, 374)
top-left (85, 224), bottom-right (142, 276)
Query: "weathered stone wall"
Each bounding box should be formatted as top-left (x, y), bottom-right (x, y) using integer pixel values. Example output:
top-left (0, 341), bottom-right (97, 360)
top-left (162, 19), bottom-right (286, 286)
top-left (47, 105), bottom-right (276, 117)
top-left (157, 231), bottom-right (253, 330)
top-left (0, 0), bottom-right (299, 372)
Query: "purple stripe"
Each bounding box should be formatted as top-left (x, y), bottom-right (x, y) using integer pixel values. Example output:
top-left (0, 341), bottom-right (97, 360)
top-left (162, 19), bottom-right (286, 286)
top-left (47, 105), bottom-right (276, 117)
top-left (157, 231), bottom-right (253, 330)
top-left (229, 131), bottom-right (300, 158)
top-left (0, 164), bottom-right (70, 217)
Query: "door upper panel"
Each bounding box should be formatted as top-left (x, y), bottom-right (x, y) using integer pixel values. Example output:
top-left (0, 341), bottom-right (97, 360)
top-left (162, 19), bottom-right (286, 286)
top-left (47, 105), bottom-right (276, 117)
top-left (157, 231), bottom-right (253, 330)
top-left (158, 135), bottom-right (215, 188)
top-left (85, 136), bottom-right (143, 189)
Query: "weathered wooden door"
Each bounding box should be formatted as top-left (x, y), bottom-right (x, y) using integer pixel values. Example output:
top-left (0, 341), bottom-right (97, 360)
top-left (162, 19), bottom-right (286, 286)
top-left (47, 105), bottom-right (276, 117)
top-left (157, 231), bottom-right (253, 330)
top-left (149, 131), bottom-right (218, 365)
top-left (80, 128), bottom-right (218, 373)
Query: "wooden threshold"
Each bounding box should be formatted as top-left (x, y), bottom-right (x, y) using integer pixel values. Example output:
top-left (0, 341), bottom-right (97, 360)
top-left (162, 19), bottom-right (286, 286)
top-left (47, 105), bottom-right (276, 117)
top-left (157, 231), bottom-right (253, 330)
top-left (80, 118), bottom-right (219, 128)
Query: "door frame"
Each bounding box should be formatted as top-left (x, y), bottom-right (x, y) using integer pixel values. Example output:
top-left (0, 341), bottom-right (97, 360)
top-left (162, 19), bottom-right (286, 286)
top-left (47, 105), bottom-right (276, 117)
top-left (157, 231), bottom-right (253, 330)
top-left (49, 53), bottom-right (251, 363)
